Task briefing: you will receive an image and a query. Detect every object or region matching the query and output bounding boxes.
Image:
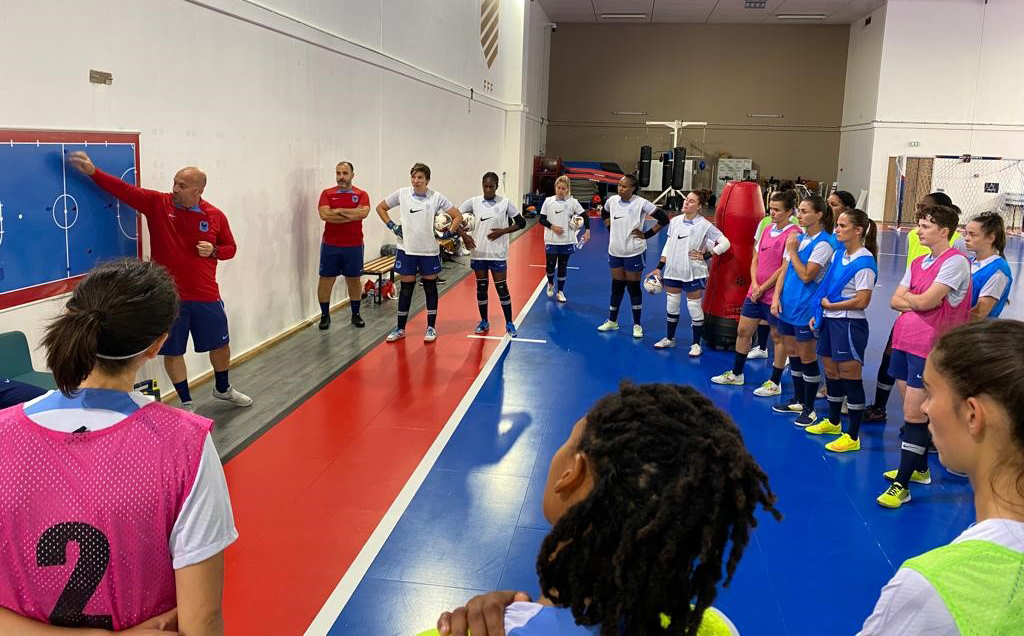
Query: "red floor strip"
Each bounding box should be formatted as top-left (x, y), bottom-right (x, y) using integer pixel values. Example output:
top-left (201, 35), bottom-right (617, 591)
top-left (221, 226), bottom-right (547, 635)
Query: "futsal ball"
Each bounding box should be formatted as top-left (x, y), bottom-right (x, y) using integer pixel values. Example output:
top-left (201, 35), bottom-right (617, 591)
top-left (434, 211), bottom-right (452, 236)
top-left (461, 212), bottom-right (476, 233)
top-left (569, 215), bottom-right (584, 231)
top-left (380, 243), bottom-right (397, 257)
top-left (643, 274), bottom-right (663, 294)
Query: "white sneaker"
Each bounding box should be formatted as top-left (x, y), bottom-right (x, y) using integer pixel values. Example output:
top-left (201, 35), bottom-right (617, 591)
top-left (746, 347), bottom-right (768, 359)
top-left (633, 325), bottom-right (643, 339)
top-left (556, 291), bottom-right (567, 303)
top-left (546, 283), bottom-right (554, 298)
top-left (180, 401), bottom-right (196, 413)
top-left (424, 326), bottom-right (437, 342)
top-left (597, 320), bottom-right (619, 332)
top-left (386, 328), bottom-right (406, 342)
top-left (711, 371), bottom-right (744, 386)
top-left (212, 387), bottom-right (253, 407)
top-left (689, 343), bottom-right (702, 357)
top-left (654, 337), bottom-right (676, 349)
top-left (753, 381), bottom-right (782, 397)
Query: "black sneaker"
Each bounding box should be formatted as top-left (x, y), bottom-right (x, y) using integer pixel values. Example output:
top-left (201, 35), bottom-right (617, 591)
top-left (771, 399), bottom-right (801, 415)
top-left (863, 406), bottom-right (887, 422)
top-left (318, 314), bottom-right (331, 330)
top-left (351, 314), bottom-right (365, 328)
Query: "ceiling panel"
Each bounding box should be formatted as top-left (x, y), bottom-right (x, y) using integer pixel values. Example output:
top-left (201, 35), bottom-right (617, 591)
top-left (538, 0), bottom-right (886, 23)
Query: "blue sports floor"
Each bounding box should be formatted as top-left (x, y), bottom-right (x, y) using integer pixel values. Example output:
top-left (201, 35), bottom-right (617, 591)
top-left (326, 226), bottom-right (1023, 635)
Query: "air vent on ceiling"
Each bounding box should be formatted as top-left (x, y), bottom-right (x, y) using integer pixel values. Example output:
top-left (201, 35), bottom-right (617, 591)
top-left (600, 13), bottom-right (647, 19)
top-left (745, 1), bottom-right (767, 8)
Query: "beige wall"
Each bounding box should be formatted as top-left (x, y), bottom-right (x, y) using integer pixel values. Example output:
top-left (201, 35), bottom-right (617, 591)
top-left (545, 23), bottom-right (849, 185)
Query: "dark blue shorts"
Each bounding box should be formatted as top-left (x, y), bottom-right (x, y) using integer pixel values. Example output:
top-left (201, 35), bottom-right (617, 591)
top-left (161, 300), bottom-right (230, 356)
top-left (889, 350), bottom-right (926, 389)
top-left (740, 298), bottom-right (778, 326)
top-left (777, 319), bottom-right (816, 342)
top-left (817, 317), bottom-right (869, 363)
top-left (395, 249), bottom-right (442, 277)
top-left (663, 278), bottom-right (706, 293)
top-left (0, 378), bottom-right (47, 409)
top-left (319, 243), bottom-right (364, 278)
top-left (608, 253), bottom-right (645, 272)
top-left (471, 259), bottom-right (507, 272)
top-left (545, 244), bottom-right (575, 255)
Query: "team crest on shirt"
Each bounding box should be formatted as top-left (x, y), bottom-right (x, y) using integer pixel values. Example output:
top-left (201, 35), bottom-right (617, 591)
top-left (351, 194), bottom-right (359, 203)
top-left (199, 220), bottom-right (209, 232)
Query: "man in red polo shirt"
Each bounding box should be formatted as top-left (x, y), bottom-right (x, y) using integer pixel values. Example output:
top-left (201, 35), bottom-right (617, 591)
top-left (68, 151), bottom-right (252, 412)
top-left (317, 161), bottom-right (370, 329)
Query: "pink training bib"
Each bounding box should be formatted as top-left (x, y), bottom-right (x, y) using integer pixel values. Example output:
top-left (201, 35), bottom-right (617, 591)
top-left (750, 223), bottom-right (800, 305)
top-left (0, 402), bottom-right (210, 630)
top-left (892, 249), bottom-right (972, 358)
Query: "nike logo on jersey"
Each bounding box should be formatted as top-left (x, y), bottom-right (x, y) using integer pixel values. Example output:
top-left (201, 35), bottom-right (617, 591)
top-left (410, 208), bottom-right (423, 214)
top-left (480, 216), bottom-right (493, 221)
top-left (677, 235), bottom-right (686, 239)
top-left (614, 215), bottom-right (624, 220)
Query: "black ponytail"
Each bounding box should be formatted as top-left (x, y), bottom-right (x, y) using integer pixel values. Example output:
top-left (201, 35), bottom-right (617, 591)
top-left (42, 259), bottom-right (179, 395)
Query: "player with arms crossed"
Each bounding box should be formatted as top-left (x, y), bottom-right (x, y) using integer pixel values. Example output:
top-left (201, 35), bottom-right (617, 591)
top-left (316, 161), bottom-right (371, 330)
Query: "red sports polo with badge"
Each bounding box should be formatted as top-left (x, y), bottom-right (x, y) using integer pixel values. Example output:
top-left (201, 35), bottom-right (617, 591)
top-left (318, 186), bottom-right (369, 247)
top-left (91, 170), bottom-right (236, 302)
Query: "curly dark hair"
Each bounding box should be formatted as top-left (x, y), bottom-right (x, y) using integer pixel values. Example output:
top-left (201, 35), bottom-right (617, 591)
top-left (536, 381), bottom-right (781, 635)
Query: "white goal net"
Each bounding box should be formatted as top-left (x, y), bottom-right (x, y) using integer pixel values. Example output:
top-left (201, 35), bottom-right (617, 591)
top-left (930, 156), bottom-right (1024, 229)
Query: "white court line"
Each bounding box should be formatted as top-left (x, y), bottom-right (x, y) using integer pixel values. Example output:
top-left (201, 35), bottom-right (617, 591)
top-left (303, 274), bottom-right (549, 636)
top-left (61, 144), bottom-right (70, 273)
top-left (467, 334), bottom-right (547, 344)
top-left (529, 263), bottom-right (579, 270)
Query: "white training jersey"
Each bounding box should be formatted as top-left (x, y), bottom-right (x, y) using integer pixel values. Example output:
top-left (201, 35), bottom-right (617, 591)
top-left (823, 247), bottom-right (877, 320)
top-left (385, 187), bottom-right (454, 256)
top-left (21, 389), bottom-right (238, 570)
top-left (459, 196), bottom-right (518, 261)
top-left (858, 518), bottom-right (1024, 636)
top-left (899, 251), bottom-right (972, 308)
top-left (606, 194), bottom-right (657, 257)
top-left (540, 196), bottom-right (585, 246)
top-left (661, 216), bottom-right (726, 282)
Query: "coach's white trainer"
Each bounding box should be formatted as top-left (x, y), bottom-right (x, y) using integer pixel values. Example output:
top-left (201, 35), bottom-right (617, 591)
top-left (747, 346), bottom-right (768, 359)
top-left (654, 337), bottom-right (675, 349)
top-left (597, 320), bottom-right (619, 332)
top-left (689, 343), bottom-right (702, 357)
top-left (213, 387), bottom-right (253, 407)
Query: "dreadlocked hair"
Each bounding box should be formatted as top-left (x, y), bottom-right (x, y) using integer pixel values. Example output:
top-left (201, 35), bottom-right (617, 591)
top-left (536, 381), bottom-right (781, 636)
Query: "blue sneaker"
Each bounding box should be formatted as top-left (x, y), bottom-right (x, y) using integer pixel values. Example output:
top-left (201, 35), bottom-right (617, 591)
top-left (506, 322), bottom-right (518, 338)
top-left (424, 326), bottom-right (437, 342)
top-left (475, 320), bottom-right (490, 334)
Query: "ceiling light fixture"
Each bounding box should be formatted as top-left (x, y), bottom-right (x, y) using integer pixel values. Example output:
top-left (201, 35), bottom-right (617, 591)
top-left (775, 13), bottom-right (827, 20)
top-left (747, 113), bottom-right (784, 119)
top-left (611, 111), bottom-right (648, 116)
top-left (744, 1), bottom-right (767, 8)
top-left (600, 13), bottom-right (648, 19)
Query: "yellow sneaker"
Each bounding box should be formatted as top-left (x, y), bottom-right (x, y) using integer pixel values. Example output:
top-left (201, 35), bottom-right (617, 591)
top-left (883, 469), bottom-right (932, 485)
top-left (806, 419), bottom-right (842, 435)
top-left (825, 433), bottom-right (861, 452)
top-left (877, 483), bottom-right (911, 508)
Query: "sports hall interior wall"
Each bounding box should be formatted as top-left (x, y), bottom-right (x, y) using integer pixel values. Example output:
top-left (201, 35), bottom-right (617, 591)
top-left (838, 0), bottom-right (1024, 217)
top-left (0, 0), bottom-right (551, 388)
top-left (543, 23), bottom-right (850, 184)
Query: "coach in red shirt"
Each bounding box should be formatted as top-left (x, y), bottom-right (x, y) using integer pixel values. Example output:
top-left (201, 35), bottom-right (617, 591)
top-left (68, 151), bottom-right (252, 412)
top-left (317, 161), bottom-right (370, 329)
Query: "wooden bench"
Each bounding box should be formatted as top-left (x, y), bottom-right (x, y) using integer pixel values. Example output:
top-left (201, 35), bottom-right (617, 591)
top-left (362, 255), bottom-right (397, 304)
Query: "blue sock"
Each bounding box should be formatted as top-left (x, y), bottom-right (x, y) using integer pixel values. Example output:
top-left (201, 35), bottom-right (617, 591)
top-left (214, 370), bottom-right (230, 393)
top-left (350, 299), bottom-right (361, 316)
top-left (319, 301), bottom-right (329, 317)
top-left (173, 380), bottom-right (192, 403)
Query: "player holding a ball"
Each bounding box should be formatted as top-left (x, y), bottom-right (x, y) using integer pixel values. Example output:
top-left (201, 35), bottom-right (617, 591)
top-left (648, 189), bottom-right (730, 357)
top-left (539, 175), bottom-right (590, 304)
top-left (457, 173), bottom-right (526, 337)
top-left (376, 163), bottom-right (465, 343)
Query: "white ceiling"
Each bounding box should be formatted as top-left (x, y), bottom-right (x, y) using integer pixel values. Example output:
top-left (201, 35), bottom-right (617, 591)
top-left (536, 0), bottom-right (885, 25)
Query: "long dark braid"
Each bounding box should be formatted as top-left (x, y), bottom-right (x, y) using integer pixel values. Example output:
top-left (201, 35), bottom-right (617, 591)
top-left (536, 381), bottom-right (781, 635)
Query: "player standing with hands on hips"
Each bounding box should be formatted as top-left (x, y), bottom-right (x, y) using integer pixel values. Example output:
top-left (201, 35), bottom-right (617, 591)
top-left (68, 151), bottom-right (252, 412)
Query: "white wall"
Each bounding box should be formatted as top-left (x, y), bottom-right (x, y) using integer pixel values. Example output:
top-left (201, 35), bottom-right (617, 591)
top-left (838, 0), bottom-right (1024, 218)
top-left (837, 3), bottom-right (885, 199)
top-left (0, 0), bottom-right (547, 390)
